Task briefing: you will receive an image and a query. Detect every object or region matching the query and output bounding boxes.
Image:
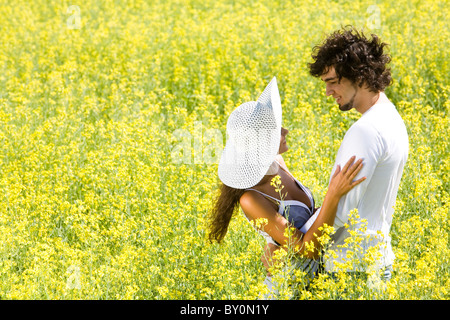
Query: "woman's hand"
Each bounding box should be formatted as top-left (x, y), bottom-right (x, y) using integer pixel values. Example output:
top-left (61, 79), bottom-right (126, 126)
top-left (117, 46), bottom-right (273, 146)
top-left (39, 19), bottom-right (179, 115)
top-left (300, 156), bottom-right (365, 259)
top-left (327, 156), bottom-right (366, 199)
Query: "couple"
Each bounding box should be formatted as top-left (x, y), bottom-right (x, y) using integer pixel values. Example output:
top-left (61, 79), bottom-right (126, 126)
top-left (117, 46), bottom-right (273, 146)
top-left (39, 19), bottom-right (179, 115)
top-left (208, 27), bottom-right (409, 296)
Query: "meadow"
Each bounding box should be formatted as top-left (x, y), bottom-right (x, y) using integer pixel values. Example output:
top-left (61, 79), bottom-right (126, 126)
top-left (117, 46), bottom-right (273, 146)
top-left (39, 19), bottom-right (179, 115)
top-left (0, 0), bottom-right (448, 299)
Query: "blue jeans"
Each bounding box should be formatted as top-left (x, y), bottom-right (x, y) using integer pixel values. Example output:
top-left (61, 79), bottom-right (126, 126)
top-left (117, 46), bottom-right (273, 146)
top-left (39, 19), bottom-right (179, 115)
top-left (326, 265), bottom-right (393, 299)
top-left (380, 264), bottom-right (393, 281)
top-left (329, 264), bottom-right (393, 281)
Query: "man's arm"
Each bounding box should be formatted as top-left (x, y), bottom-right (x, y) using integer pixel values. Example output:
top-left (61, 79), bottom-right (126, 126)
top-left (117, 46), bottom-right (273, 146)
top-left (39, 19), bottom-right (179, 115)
top-left (330, 122), bottom-right (384, 228)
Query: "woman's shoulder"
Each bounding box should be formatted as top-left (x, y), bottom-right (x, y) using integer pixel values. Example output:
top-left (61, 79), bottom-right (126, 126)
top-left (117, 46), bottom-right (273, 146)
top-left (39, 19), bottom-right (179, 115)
top-left (239, 189), bottom-right (261, 209)
top-left (239, 189), bottom-right (276, 219)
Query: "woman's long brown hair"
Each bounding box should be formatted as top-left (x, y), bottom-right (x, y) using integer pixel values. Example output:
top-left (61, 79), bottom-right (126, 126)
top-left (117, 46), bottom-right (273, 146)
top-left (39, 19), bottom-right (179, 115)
top-left (208, 182), bottom-right (246, 243)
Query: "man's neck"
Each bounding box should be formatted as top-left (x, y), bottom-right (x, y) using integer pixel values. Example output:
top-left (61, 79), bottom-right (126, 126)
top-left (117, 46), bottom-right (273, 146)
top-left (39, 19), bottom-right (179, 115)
top-left (355, 90), bottom-right (381, 114)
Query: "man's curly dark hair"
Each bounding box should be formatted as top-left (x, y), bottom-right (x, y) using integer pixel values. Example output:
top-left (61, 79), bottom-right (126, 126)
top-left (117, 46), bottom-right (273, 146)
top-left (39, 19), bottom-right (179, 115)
top-left (308, 26), bottom-right (392, 92)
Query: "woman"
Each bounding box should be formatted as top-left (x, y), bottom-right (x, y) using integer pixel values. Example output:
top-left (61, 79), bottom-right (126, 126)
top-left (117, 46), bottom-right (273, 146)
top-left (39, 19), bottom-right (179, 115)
top-left (208, 77), bottom-right (365, 294)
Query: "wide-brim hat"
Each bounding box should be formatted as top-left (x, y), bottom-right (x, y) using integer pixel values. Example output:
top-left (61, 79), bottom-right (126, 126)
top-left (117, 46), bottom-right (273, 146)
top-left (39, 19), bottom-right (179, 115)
top-left (218, 77), bottom-right (282, 189)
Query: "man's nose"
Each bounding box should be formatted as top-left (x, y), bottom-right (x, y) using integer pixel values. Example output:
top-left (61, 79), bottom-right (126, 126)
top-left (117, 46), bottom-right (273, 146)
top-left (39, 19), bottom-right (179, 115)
top-left (326, 84), bottom-right (334, 96)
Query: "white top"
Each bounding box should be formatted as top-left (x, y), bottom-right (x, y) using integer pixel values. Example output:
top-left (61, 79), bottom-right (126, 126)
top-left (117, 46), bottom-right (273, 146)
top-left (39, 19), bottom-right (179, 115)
top-left (322, 92), bottom-right (409, 272)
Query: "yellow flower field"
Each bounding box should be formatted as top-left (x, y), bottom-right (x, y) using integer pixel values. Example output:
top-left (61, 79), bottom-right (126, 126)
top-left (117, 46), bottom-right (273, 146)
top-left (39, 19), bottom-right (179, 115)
top-left (0, 0), bottom-right (448, 299)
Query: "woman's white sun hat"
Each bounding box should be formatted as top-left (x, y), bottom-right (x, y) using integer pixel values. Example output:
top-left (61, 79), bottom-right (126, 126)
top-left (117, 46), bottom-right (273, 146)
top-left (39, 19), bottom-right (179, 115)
top-left (218, 77), bottom-right (282, 189)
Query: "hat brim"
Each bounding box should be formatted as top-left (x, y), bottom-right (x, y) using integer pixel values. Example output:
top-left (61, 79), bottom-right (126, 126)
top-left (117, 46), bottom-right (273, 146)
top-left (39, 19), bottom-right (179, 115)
top-left (218, 77), bottom-right (282, 189)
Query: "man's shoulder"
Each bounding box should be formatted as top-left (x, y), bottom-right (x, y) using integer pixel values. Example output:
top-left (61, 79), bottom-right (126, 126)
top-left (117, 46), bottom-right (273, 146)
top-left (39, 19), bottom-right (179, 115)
top-left (349, 102), bottom-right (406, 135)
top-left (345, 116), bottom-right (380, 138)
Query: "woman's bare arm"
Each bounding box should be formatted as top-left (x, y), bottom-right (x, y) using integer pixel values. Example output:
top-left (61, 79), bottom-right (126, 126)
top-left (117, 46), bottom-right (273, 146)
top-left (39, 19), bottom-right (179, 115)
top-left (241, 156), bottom-right (365, 260)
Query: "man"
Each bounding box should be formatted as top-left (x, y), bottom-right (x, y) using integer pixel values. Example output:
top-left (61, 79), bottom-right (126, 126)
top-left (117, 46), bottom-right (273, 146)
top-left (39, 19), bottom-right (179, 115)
top-left (308, 27), bottom-right (409, 278)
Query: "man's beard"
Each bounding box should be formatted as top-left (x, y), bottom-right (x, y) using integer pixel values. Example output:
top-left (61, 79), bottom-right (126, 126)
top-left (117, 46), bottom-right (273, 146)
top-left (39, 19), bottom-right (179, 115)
top-left (338, 88), bottom-right (357, 111)
top-left (339, 99), bottom-right (353, 111)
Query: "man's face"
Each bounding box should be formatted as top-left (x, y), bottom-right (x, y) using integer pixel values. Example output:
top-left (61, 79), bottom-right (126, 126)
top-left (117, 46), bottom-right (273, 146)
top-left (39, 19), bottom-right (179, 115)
top-left (320, 66), bottom-right (357, 111)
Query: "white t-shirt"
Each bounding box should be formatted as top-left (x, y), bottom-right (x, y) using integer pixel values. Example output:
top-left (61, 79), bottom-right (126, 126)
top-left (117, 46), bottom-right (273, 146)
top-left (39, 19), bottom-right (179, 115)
top-left (323, 93), bottom-right (409, 272)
